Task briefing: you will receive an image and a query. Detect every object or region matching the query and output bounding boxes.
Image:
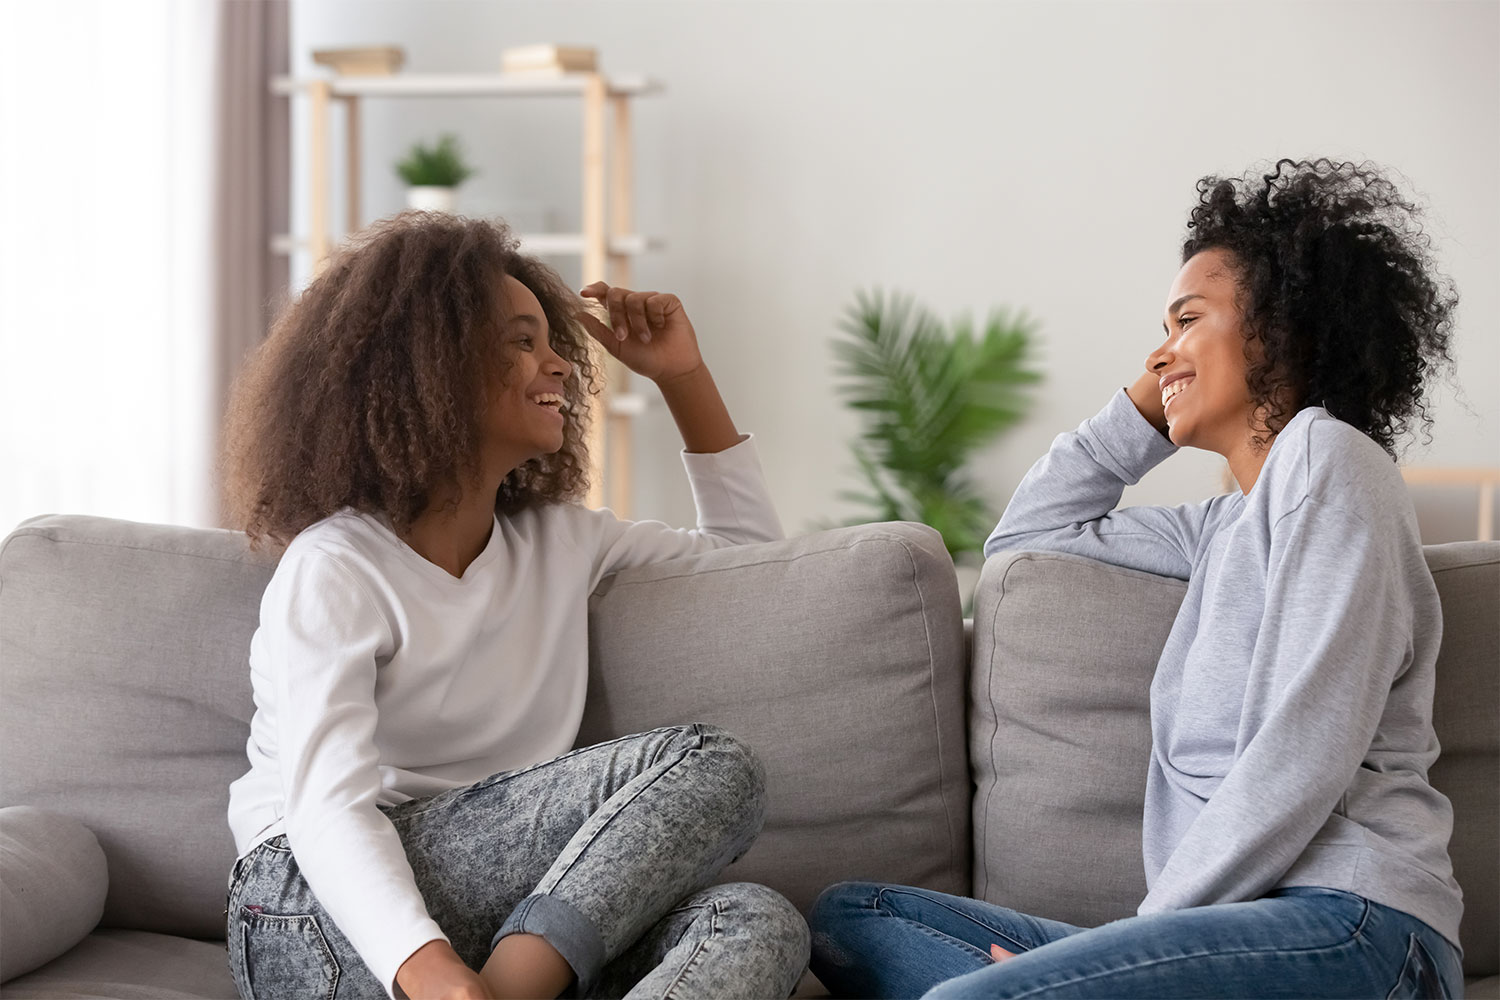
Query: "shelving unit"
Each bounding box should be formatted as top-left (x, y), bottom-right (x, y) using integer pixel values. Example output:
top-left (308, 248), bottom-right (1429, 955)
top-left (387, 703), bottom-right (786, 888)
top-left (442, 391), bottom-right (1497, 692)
top-left (1402, 466), bottom-right (1500, 541)
top-left (269, 69), bottom-right (664, 515)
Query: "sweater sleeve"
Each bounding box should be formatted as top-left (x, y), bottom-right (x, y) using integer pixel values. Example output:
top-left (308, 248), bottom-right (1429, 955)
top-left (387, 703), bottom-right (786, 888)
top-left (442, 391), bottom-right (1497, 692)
top-left (983, 389), bottom-right (1213, 579)
top-left (262, 550), bottom-right (447, 998)
top-left (584, 433), bottom-right (784, 584)
top-left (1138, 496), bottom-right (1416, 913)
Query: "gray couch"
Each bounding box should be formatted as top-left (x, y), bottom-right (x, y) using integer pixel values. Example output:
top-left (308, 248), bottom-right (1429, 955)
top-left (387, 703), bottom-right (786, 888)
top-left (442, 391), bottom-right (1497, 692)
top-left (1, 515), bottom-right (1495, 998)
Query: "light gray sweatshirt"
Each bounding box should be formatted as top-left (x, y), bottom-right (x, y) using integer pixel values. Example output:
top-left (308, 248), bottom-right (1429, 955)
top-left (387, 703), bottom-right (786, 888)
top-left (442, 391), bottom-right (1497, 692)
top-left (985, 390), bottom-right (1463, 948)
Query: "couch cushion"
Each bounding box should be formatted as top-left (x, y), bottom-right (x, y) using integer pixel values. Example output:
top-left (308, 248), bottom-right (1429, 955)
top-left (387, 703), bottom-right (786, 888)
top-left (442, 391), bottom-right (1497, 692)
top-left (580, 522), bottom-right (971, 912)
top-left (970, 542), bottom-right (1500, 980)
top-left (0, 929), bottom-right (234, 999)
top-left (0, 516), bottom-right (274, 938)
top-left (969, 550), bottom-right (1176, 926)
top-left (1423, 543), bottom-right (1500, 977)
top-left (0, 807), bottom-right (109, 981)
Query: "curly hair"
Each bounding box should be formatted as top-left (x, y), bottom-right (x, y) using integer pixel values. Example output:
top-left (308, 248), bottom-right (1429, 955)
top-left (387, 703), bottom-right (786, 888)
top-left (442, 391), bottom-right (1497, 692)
top-left (222, 213), bottom-right (599, 549)
top-left (1181, 158), bottom-right (1456, 454)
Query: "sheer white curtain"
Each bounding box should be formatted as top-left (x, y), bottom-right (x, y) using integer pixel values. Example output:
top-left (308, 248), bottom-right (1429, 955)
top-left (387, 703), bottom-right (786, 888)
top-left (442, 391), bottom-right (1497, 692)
top-left (0, 1), bottom-right (220, 532)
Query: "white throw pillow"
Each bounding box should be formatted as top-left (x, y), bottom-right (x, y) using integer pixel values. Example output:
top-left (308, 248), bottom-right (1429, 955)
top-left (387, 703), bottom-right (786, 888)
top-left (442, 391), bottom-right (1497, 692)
top-left (0, 806), bottom-right (108, 981)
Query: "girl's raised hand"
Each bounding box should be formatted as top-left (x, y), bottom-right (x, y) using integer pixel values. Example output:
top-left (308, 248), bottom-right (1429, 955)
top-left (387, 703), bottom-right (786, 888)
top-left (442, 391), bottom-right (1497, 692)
top-left (579, 282), bottom-right (704, 384)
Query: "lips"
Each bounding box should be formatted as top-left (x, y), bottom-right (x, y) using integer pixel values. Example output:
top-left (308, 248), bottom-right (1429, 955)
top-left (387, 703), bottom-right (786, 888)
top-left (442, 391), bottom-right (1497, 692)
top-left (1161, 373), bottom-right (1195, 413)
top-left (528, 391), bottom-right (567, 415)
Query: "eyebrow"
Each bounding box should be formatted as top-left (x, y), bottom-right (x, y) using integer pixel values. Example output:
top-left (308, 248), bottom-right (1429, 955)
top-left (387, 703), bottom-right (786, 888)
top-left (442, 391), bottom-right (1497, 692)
top-left (507, 314), bottom-right (543, 329)
top-left (1162, 294), bottom-right (1206, 332)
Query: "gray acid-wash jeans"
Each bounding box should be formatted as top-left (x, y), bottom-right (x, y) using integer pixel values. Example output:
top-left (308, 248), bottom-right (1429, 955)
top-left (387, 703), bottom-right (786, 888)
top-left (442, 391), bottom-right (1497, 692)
top-left (224, 724), bottom-right (811, 999)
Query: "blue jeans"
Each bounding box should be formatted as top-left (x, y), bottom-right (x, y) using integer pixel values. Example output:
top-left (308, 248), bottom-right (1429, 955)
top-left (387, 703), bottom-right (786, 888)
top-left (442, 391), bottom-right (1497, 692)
top-left (809, 882), bottom-right (1464, 999)
top-left (225, 725), bottom-right (810, 999)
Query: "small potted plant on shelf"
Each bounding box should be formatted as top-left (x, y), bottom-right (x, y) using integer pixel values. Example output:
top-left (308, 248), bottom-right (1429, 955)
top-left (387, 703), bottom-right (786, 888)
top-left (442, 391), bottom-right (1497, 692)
top-left (396, 134), bottom-right (475, 212)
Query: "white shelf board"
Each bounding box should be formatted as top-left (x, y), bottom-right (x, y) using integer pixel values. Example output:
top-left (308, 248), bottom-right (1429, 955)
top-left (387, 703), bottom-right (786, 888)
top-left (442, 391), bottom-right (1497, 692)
top-left (270, 73), bottom-right (662, 99)
top-left (271, 233), bottom-right (662, 257)
top-left (517, 233), bottom-right (663, 256)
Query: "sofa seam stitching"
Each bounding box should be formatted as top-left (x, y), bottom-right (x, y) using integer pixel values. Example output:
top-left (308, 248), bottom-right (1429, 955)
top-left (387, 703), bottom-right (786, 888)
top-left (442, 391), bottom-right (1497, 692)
top-left (1, 530), bottom-right (268, 569)
top-left (890, 534), bottom-right (964, 890)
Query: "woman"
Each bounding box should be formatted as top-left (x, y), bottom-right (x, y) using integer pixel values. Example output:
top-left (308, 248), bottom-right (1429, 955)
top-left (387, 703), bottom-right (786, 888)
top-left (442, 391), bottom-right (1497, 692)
top-left (809, 159), bottom-right (1465, 999)
top-left (222, 213), bottom-right (809, 1000)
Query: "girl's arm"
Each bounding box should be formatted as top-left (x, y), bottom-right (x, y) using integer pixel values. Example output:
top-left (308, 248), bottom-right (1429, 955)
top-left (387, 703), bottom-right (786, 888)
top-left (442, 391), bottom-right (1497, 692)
top-left (580, 282), bottom-right (740, 455)
top-left (571, 285), bottom-right (783, 582)
top-left (984, 373), bottom-right (1214, 579)
top-left (256, 551), bottom-right (455, 999)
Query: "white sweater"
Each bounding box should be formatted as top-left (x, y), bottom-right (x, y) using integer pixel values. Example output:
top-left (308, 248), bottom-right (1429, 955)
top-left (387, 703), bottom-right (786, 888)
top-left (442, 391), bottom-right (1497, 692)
top-left (227, 437), bottom-right (782, 996)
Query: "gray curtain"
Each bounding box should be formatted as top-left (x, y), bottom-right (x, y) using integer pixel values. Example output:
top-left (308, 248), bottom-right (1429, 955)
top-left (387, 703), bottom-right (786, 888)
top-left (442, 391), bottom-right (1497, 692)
top-left (213, 0), bottom-right (289, 524)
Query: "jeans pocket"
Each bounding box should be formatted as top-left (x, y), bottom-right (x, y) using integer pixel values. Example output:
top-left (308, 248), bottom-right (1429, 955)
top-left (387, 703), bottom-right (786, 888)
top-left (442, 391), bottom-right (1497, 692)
top-left (234, 906), bottom-right (342, 1000)
top-left (1385, 933), bottom-right (1445, 1000)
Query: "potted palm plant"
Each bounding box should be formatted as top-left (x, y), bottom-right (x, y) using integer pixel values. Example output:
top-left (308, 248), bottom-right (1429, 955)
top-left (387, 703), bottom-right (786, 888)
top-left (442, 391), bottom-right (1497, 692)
top-left (396, 134), bottom-right (475, 212)
top-left (832, 289), bottom-right (1040, 599)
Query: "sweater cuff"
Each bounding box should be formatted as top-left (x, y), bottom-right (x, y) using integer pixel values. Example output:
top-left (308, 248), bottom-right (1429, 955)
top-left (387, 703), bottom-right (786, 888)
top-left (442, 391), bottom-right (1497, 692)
top-left (679, 433), bottom-right (784, 541)
top-left (381, 921), bottom-right (451, 1000)
top-left (1090, 388), bottom-right (1178, 484)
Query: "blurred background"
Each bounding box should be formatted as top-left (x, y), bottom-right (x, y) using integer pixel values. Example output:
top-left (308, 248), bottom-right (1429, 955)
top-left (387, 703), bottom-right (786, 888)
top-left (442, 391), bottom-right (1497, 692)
top-left (2, 0), bottom-right (1496, 551)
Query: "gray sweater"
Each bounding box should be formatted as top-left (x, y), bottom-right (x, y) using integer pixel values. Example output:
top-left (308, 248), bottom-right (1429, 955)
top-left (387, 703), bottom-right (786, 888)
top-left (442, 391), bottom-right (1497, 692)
top-left (985, 390), bottom-right (1463, 948)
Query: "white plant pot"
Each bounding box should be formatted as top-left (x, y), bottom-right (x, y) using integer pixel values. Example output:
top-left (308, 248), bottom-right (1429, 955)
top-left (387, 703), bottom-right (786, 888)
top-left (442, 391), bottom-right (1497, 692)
top-left (406, 186), bottom-right (455, 212)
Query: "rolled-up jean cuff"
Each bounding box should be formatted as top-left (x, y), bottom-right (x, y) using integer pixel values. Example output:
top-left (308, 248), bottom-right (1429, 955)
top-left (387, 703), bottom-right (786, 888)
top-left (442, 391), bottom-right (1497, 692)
top-left (491, 893), bottom-right (606, 994)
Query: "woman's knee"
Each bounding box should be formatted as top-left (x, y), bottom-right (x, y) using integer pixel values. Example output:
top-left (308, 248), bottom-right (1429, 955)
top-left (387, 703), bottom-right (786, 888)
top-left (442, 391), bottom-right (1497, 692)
top-left (810, 881), bottom-right (881, 925)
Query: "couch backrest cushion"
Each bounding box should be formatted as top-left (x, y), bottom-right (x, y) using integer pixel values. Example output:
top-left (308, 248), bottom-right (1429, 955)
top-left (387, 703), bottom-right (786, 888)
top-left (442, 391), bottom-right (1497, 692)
top-left (580, 522), bottom-right (971, 912)
top-left (970, 542), bottom-right (1499, 978)
top-left (0, 516), bottom-right (274, 938)
top-left (1422, 543), bottom-right (1500, 976)
top-left (969, 551), bottom-right (1177, 926)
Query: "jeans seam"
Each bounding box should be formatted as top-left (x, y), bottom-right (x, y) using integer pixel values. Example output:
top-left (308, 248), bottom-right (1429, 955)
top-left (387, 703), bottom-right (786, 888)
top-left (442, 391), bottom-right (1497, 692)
top-left (1001, 933), bottom-right (1367, 1000)
top-left (661, 899), bottom-right (721, 999)
top-left (1351, 894), bottom-right (1372, 940)
top-left (874, 887), bottom-right (1034, 952)
top-left (541, 742), bottom-right (699, 893)
top-left (395, 726), bottom-right (696, 820)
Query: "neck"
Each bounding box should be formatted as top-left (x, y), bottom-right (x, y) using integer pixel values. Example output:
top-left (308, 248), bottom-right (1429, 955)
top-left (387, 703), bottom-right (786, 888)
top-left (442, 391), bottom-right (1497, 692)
top-left (401, 463), bottom-right (512, 578)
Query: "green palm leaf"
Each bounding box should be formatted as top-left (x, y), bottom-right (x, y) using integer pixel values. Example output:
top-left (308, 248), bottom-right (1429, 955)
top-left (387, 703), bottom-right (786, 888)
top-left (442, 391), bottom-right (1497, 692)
top-left (833, 289), bottom-right (1040, 559)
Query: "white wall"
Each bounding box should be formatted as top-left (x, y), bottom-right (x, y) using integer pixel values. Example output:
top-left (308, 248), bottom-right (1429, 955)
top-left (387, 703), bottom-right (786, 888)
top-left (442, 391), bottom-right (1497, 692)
top-left (291, 0), bottom-right (1500, 537)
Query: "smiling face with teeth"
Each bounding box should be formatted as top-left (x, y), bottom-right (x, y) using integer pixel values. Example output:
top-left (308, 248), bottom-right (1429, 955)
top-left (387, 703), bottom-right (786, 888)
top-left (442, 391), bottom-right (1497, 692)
top-left (1147, 248), bottom-right (1263, 460)
top-left (481, 275), bottom-right (575, 477)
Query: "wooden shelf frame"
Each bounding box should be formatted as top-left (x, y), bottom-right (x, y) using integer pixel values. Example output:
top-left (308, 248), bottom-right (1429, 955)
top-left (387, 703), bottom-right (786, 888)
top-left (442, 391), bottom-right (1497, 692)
top-left (1401, 466), bottom-right (1500, 541)
top-left (270, 69), bottom-right (663, 515)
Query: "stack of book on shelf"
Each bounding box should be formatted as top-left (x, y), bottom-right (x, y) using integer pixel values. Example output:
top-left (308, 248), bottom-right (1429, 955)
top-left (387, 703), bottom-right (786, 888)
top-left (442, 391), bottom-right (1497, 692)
top-left (311, 46), bottom-right (405, 76)
top-left (500, 44), bottom-right (598, 76)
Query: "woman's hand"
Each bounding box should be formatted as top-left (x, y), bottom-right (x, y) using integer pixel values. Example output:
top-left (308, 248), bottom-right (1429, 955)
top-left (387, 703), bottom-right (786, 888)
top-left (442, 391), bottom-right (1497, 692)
top-left (1126, 370), bottom-right (1170, 436)
top-left (396, 940), bottom-right (493, 1000)
top-left (579, 282), bottom-right (704, 384)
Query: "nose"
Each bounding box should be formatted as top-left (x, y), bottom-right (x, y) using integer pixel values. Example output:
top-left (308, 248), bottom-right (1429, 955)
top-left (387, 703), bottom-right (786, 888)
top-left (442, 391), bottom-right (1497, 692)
top-left (1145, 335), bottom-right (1174, 374)
top-left (542, 340), bottom-right (572, 381)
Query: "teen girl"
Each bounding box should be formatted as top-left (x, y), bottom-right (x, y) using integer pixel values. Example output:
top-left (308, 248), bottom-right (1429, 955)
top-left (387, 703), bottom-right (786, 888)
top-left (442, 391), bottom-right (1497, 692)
top-left (222, 213), bottom-right (809, 1000)
top-left (809, 159), bottom-right (1465, 998)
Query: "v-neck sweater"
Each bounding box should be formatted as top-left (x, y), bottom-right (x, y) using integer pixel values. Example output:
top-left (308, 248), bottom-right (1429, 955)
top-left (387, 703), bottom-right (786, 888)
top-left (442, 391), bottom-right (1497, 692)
top-left (985, 391), bottom-right (1463, 950)
top-left (227, 436), bottom-right (782, 995)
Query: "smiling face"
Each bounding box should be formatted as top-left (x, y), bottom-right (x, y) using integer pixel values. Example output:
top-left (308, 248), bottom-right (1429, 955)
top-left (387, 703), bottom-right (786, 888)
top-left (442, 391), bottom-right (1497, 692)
top-left (1149, 248), bottom-right (1262, 457)
top-left (481, 274), bottom-right (574, 476)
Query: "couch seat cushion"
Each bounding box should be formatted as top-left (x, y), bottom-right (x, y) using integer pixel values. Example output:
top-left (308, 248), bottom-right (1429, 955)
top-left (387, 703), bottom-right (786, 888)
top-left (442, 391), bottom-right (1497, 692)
top-left (0, 930), bottom-right (234, 999)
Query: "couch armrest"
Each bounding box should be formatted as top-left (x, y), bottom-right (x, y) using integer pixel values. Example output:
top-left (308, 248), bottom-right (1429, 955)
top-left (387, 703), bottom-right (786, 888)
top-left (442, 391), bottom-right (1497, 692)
top-left (0, 806), bottom-right (109, 981)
